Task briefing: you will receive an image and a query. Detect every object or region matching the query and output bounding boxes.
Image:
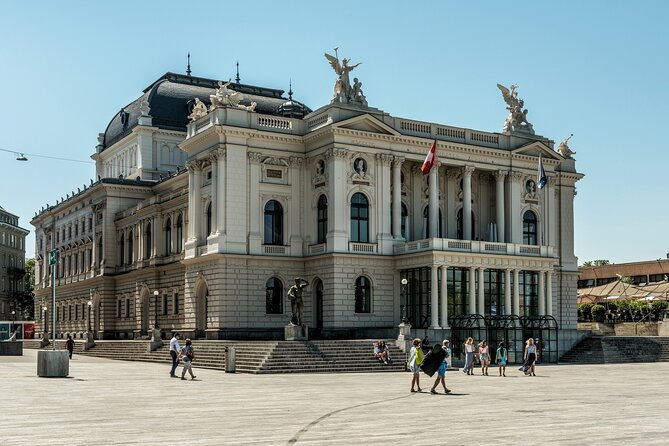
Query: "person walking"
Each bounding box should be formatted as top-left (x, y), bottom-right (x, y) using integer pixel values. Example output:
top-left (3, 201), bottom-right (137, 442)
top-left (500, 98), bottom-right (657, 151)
top-left (462, 337), bottom-right (475, 375)
top-left (430, 340), bottom-right (452, 394)
top-left (169, 332), bottom-right (181, 378)
top-left (179, 338), bottom-right (196, 381)
top-left (478, 340), bottom-right (490, 376)
top-left (65, 334), bottom-right (74, 359)
top-left (408, 338), bottom-right (423, 392)
top-left (523, 338), bottom-right (538, 376)
top-left (496, 342), bottom-right (507, 377)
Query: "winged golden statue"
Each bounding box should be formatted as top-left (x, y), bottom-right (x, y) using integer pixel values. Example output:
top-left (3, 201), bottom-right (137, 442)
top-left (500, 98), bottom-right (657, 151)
top-left (324, 49), bottom-right (362, 103)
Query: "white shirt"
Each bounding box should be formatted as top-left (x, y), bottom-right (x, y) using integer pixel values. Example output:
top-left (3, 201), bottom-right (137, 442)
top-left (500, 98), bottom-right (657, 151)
top-left (170, 337), bottom-right (180, 353)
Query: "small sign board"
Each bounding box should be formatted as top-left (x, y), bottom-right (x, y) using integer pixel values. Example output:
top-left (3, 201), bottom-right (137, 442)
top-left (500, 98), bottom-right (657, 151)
top-left (49, 249), bottom-right (59, 266)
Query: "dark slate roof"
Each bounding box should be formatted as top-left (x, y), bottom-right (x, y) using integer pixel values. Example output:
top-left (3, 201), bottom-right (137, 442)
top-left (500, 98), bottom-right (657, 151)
top-left (101, 72), bottom-right (312, 151)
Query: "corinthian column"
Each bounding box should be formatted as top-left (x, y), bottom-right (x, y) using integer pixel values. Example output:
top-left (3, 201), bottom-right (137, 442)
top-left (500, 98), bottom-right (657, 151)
top-left (392, 157), bottom-right (404, 239)
top-left (430, 265), bottom-right (440, 329)
top-left (463, 166), bottom-right (474, 240)
top-left (494, 170), bottom-right (507, 243)
top-left (208, 153), bottom-right (218, 236)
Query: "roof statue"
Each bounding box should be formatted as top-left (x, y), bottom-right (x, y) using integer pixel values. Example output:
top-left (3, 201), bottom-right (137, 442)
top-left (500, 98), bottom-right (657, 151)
top-left (557, 133), bottom-right (576, 159)
top-left (324, 49), bottom-right (366, 106)
top-left (188, 98), bottom-right (208, 122)
top-left (497, 83), bottom-right (534, 134)
top-left (209, 81), bottom-right (257, 112)
top-left (139, 99), bottom-right (151, 117)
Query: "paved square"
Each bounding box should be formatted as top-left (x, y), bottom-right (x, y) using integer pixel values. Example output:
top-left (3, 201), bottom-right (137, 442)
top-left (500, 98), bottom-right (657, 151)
top-left (2, 349), bottom-right (668, 445)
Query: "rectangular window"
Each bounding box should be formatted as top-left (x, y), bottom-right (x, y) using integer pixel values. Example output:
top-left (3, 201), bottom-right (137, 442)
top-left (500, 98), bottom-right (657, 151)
top-left (173, 291), bottom-right (179, 315)
top-left (126, 298), bottom-right (130, 318)
top-left (484, 269), bottom-right (505, 316)
top-left (117, 300), bottom-right (122, 318)
top-left (69, 305), bottom-right (72, 321)
top-left (519, 271), bottom-right (539, 317)
top-left (162, 294), bottom-right (168, 316)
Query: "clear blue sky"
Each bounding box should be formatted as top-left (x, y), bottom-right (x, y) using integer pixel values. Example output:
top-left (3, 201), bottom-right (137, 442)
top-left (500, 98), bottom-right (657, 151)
top-left (1, 1), bottom-right (667, 264)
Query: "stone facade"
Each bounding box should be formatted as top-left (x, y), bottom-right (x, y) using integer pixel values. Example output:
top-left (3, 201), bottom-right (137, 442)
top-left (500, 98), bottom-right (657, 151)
top-left (31, 69), bottom-right (583, 356)
top-left (0, 206), bottom-right (29, 321)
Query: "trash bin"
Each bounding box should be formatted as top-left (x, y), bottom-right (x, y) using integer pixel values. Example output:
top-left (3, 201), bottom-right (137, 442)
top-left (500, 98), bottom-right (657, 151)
top-left (225, 346), bottom-right (236, 373)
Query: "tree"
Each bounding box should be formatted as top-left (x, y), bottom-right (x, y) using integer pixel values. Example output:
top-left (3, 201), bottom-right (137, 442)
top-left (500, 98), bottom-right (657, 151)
top-left (17, 258), bottom-right (35, 320)
top-left (580, 259), bottom-right (611, 268)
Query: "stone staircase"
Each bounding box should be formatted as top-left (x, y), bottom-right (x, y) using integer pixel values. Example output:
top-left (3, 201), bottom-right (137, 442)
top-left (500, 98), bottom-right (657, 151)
top-left (256, 340), bottom-right (405, 374)
top-left (23, 339), bottom-right (407, 374)
top-left (560, 336), bottom-right (669, 364)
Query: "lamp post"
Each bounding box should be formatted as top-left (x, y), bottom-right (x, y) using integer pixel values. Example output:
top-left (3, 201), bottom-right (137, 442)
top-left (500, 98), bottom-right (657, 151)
top-left (400, 278), bottom-right (408, 323)
top-left (153, 290), bottom-right (159, 328)
top-left (87, 300), bottom-right (92, 332)
top-left (11, 310), bottom-right (16, 332)
top-left (43, 305), bottom-right (48, 333)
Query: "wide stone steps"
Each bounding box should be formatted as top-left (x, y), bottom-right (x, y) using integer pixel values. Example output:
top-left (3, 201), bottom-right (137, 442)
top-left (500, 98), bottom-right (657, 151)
top-left (23, 338), bottom-right (413, 374)
top-left (560, 336), bottom-right (669, 364)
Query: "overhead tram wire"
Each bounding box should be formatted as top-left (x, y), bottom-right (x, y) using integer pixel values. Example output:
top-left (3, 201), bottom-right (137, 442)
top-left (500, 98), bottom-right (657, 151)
top-left (0, 147), bottom-right (94, 164)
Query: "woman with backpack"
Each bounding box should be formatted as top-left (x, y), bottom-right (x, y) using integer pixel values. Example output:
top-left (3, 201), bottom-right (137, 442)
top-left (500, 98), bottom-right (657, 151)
top-left (179, 338), bottom-right (196, 381)
top-left (408, 338), bottom-right (423, 392)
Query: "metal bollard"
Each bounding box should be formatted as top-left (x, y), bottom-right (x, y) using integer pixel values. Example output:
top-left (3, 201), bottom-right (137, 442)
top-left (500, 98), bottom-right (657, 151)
top-left (225, 346), bottom-right (236, 373)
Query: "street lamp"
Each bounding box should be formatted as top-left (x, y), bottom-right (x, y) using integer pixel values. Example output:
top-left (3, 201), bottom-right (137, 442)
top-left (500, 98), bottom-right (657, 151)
top-left (87, 300), bottom-right (92, 332)
top-left (43, 306), bottom-right (48, 333)
top-left (11, 310), bottom-right (15, 332)
top-left (400, 278), bottom-right (408, 323)
top-left (153, 290), bottom-right (160, 328)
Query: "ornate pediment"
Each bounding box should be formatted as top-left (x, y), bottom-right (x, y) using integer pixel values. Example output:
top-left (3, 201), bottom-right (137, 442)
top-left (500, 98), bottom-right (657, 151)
top-left (333, 114), bottom-right (401, 136)
top-left (512, 141), bottom-right (561, 160)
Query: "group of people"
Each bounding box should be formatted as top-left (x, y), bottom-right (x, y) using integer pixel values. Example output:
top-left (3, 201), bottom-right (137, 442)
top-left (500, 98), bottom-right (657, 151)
top-left (169, 332), bottom-right (197, 380)
top-left (462, 337), bottom-right (538, 377)
top-left (408, 338), bottom-right (452, 394)
top-left (373, 340), bottom-right (391, 364)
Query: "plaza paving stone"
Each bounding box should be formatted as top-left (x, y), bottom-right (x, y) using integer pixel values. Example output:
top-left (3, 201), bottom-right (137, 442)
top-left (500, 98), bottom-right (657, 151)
top-left (2, 349), bottom-right (668, 445)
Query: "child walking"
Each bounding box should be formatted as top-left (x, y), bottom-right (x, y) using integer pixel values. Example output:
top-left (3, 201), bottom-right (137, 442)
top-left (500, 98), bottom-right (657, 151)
top-left (430, 340), bottom-right (452, 394)
top-left (496, 342), bottom-right (507, 377)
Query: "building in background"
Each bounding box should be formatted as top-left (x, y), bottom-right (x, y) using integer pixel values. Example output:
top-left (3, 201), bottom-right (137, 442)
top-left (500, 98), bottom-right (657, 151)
top-left (31, 57), bottom-right (583, 361)
top-left (0, 206), bottom-right (29, 321)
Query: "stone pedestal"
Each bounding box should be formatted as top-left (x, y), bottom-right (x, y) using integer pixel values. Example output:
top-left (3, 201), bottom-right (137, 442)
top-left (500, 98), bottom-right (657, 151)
top-left (396, 322), bottom-right (412, 353)
top-left (37, 350), bottom-right (69, 377)
top-left (148, 328), bottom-right (164, 352)
top-left (0, 341), bottom-right (22, 356)
top-left (284, 324), bottom-right (308, 341)
top-left (83, 332), bottom-right (96, 351)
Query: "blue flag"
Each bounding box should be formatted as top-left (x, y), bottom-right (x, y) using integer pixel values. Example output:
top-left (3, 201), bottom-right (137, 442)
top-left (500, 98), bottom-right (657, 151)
top-left (537, 154), bottom-right (547, 189)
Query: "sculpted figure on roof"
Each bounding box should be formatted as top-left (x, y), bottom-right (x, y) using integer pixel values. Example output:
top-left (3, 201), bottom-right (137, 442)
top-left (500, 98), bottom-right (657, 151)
top-left (324, 49), bottom-right (366, 106)
top-left (497, 83), bottom-right (535, 134)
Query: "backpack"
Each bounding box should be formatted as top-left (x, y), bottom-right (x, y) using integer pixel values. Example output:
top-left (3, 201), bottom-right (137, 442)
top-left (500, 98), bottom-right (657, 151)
top-left (415, 346), bottom-right (424, 366)
top-left (185, 346), bottom-right (194, 361)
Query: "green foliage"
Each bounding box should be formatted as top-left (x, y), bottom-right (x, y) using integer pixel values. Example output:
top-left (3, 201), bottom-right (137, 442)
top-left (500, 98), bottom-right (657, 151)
top-left (630, 300), bottom-right (650, 313)
top-left (578, 302), bottom-right (593, 320)
top-left (650, 300), bottom-right (668, 316)
top-left (580, 260), bottom-right (611, 268)
top-left (616, 300), bottom-right (631, 312)
top-left (591, 304), bottom-right (606, 321)
top-left (620, 275), bottom-right (634, 285)
top-left (17, 258), bottom-right (35, 320)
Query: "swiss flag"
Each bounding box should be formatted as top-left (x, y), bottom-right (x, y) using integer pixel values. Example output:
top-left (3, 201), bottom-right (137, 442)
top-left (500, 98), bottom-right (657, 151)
top-left (421, 140), bottom-right (437, 174)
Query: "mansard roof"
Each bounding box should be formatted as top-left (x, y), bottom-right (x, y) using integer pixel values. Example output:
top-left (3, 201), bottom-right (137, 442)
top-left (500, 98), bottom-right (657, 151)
top-left (101, 72), bottom-right (312, 151)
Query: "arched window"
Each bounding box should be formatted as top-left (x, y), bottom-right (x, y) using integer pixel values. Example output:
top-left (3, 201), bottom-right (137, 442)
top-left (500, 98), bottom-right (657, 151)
top-left (176, 215), bottom-right (183, 254)
top-left (265, 277), bottom-right (283, 314)
top-left (119, 233), bottom-right (125, 266)
top-left (97, 237), bottom-right (103, 265)
top-left (523, 210), bottom-right (538, 245)
top-left (354, 276), bottom-right (371, 313)
top-left (423, 206), bottom-right (443, 238)
top-left (164, 218), bottom-right (172, 255)
top-left (456, 209), bottom-right (475, 240)
top-left (401, 203), bottom-right (409, 240)
top-left (127, 230), bottom-right (134, 264)
top-left (206, 202), bottom-right (212, 236)
top-left (264, 200), bottom-right (283, 245)
top-left (350, 193), bottom-right (369, 243)
top-left (317, 195), bottom-right (328, 244)
top-left (145, 223), bottom-right (152, 259)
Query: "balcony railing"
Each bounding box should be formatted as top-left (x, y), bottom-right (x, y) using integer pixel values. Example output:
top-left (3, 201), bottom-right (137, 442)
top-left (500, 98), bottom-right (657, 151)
top-left (393, 238), bottom-right (554, 258)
